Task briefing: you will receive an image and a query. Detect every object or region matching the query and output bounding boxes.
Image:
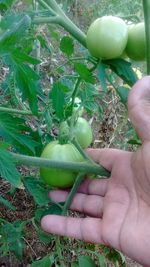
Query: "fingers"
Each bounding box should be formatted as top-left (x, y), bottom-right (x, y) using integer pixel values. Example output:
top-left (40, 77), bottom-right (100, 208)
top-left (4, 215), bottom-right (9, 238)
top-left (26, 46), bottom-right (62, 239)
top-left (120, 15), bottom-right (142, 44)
top-left (41, 215), bottom-right (103, 244)
top-left (49, 190), bottom-right (104, 217)
top-left (128, 76), bottom-right (150, 142)
top-left (86, 148), bottom-right (124, 171)
top-left (78, 178), bottom-right (108, 196)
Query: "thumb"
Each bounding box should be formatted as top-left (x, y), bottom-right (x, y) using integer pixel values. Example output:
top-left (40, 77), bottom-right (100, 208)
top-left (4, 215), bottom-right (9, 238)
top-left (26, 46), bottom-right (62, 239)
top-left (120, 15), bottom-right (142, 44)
top-left (128, 76), bottom-right (150, 142)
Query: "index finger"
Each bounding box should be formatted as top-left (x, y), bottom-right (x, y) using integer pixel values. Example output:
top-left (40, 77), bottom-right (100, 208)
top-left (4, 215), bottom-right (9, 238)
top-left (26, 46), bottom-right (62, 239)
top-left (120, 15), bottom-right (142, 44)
top-left (86, 148), bottom-right (124, 171)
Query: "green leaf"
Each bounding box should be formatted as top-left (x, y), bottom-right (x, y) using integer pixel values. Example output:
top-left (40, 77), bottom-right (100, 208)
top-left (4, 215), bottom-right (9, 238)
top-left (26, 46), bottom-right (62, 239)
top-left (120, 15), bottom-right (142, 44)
top-left (0, 195), bottom-right (16, 210)
top-left (115, 86), bottom-right (130, 106)
top-left (80, 83), bottom-right (100, 113)
top-left (0, 0), bottom-right (14, 10)
top-left (0, 113), bottom-right (39, 154)
top-left (37, 35), bottom-right (52, 53)
top-left (31, 255), bottom-right (53, 267)
top-left (0, 15), bottom-right (31, 53)
top-left (97, 63), bottom-right (107, 92)
top-left (60, 36), bottom-right (74, 56)
top-left (74, 63), bottom-right (95, 83)
top-left (37, 229), bottom-right (53, 244)
top-left (78, 255), bottom-right (96, 267)
top-left (104, 58), bottom-right (138, 86)
top-left (23, 177), bottom-right (50, 206)
top-left (12, 49), bottom-right (41, 65)
top-left (50, 82), bottom-right (69, 120)
top-left (35, 204), bottom-right (63, 221)
top-left (0, 220), bottom-right (25, 259)
top-left (0, 148), bottom-right (21, 187)
top-left (15, 64), bottom-right (40, 114)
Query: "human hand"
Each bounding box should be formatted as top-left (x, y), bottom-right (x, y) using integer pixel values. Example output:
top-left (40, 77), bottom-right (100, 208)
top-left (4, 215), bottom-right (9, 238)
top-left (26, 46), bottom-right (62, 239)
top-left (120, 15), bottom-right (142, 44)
top-left (41, 76), bottom-right (150, 266)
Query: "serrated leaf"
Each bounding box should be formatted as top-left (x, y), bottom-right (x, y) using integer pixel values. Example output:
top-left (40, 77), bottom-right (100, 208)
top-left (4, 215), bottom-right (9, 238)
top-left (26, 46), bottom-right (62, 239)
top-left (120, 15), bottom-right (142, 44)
top-left (0, 220), bottom-right (25, 259)
top-left (60, 36), bottom-right (74, 56)
top-left (0, 15), bottom-right (31, 52)
top-left (74, 63), bottom-right (94, 83)
top-left (0, 148), bottom-right (21, 187)
top-left (80, 83), bottom-right (100, 113)
top-left (104, 58), bottom-right (138, 86)
top-left (50, 82), bottom-right (69, 120)
top-left (31, 255), bottom-right (52, 267)
top-left (78, 255), bottom-right (96, 267)
top-left (0, 195), bottom-right (16, 210)
top-left (15, 63), bottom-right (40, 114)
top-left (0, 113), bottom-right (39, 154)
top-left (97, 62), bottom-right (107, 92)
top-left (23, 177), bottom-right (50, 206)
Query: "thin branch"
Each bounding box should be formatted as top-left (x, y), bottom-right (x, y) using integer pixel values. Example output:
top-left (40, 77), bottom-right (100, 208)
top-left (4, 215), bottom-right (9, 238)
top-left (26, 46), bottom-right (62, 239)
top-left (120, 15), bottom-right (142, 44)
top-left (62, 173), bottom-right (85, 215)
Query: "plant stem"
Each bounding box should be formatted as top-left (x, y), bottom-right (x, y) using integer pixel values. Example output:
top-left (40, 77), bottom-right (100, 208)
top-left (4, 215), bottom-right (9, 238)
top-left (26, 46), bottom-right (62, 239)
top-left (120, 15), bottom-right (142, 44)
top-left (72, 139), bottom-right (94, 164)
top-left (34, 0), bottom-right (86, 47)
top-left (37, 0), bottom-right (56, 16)
top-left (59, 16), bottom-right (86, 48)
top-left (0, 106), bottom-right (42, 116)
top-left (11, 152), bottom-right (110, 177)
top-left (33, 15), bottom-right (60, 24)
top-left (62, 173), bottom-right (85, 215)
top-left (143, 0), bottom-right (150, 74)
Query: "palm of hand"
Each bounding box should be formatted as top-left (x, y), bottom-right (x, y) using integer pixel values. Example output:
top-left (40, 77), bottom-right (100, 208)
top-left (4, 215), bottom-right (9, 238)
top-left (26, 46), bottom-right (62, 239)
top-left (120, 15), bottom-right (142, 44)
top-left (100, 144), bottom-right (150, 264)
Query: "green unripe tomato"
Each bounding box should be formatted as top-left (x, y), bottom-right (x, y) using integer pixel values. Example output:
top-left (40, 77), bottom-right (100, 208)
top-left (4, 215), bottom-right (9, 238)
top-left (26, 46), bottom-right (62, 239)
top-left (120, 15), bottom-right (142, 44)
top-left (86, 16), bottom-right (128, 59)
top-left (73, 117), bottom-right (93, 149)
top-left (126, 22), bottom-right (146, 61)
top-left (40, 141), bottom-right (84, 188)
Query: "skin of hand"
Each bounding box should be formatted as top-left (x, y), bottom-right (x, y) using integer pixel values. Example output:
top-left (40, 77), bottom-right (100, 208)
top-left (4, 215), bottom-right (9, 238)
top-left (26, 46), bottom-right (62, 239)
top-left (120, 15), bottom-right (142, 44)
top-left (41, 76), bottom-right (150, 266)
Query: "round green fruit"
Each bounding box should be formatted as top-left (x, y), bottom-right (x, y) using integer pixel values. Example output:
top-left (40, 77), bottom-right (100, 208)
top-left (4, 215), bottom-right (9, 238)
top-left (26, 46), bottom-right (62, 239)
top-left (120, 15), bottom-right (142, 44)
top-left (86, 16), bottom-right (128, 59)
top-left (73, 117), bottom-right (93, 149)
top-left (40, 141), bottom-right (84, 188)
top-left (126, 22), bottom-right (146, 61)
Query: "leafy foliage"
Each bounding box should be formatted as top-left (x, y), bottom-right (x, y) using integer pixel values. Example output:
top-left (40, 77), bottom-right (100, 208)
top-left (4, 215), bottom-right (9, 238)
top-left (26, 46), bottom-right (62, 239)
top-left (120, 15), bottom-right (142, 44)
top-left (0, 147), bottom-right (21, 187)
top-left (0, 220), bottom-right (26, 259)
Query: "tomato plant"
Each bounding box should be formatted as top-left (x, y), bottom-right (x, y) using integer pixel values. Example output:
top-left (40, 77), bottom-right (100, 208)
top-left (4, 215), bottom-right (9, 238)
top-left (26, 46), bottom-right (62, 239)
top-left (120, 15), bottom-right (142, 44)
top-left (40, 141), bottom-right (84, 188)
top-left (86, 16), bottom-right (128, 59)
top-left (126, 22), bottom-right (146, 61)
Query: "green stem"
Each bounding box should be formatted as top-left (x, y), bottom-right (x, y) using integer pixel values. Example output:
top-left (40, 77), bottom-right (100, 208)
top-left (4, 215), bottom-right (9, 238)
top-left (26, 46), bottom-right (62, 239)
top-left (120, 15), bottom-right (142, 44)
top-left (11, 152), bottom-right (110, 177)
top-left (59, 16), bottom-right (86, 48)
top-left (33, 15), bottom-right (60, 24)
top-left (72, 139), bottom-right (94, 164)
top-left (62, 173), bottom-right (85, 215)
top-left (143, 0), bottom-right (150, 74)
top-left (34, 0), bottom-right (86, 47)
top-left (0, 106), bottom-right (42, 116)
top-left (37, 0), bottom-right (56, 16)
